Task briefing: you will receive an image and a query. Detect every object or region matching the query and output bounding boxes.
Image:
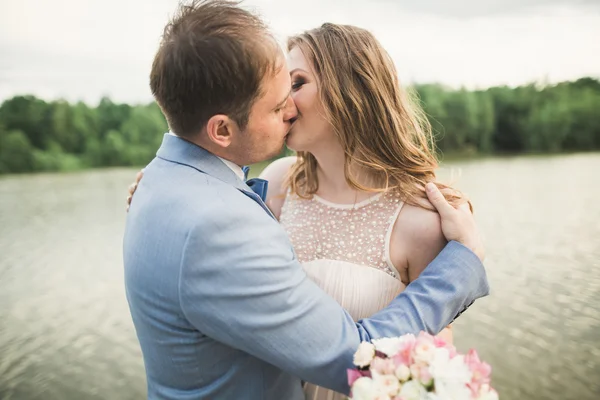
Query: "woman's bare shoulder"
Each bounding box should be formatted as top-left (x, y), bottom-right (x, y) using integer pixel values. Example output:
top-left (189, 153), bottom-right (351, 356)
top-left (391, 202), bottom-right (447, 281)
top-left (396, 203), bottom-right (444, 243)
top-left (258, 156), bottom-right (298, 219)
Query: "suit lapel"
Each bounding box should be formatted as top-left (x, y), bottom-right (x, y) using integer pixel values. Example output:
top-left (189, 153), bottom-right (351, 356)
top-left (156, 133), bottom-right (275, 219)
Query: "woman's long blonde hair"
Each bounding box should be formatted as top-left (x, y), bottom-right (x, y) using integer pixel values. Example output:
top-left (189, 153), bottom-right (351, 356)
top-left (286, 23), bottom-right (468, 209)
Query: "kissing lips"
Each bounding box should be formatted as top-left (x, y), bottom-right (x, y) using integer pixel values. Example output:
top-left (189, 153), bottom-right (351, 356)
top-left (286, 116), bottom-right (299, 139)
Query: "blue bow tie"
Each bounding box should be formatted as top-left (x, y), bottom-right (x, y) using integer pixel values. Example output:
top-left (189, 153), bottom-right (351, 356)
top-left (242, 166), bottom-right (268, 202)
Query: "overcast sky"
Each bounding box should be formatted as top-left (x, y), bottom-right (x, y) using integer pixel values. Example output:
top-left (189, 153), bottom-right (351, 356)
top-left (1, 0), bottom-right (599, 104)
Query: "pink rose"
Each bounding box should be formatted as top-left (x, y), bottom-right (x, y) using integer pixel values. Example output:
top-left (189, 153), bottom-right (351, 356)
top-left (392, 337), bottom-right (416, 366)
top-left (433, 334), bottom-right (458, 357)
top-left (465, 349), bottom-right (492, 396)
top-left (416, 331), bottom-right (435, 344)
top-left (465, 350), bottom-right (491, 381)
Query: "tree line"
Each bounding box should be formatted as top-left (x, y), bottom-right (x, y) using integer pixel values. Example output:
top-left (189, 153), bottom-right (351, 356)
top-left (1, 77), bottom-right (599, 174)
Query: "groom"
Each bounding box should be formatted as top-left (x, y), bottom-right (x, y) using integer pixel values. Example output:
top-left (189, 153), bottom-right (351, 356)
top-left (123, 1), bottom-right (489, 399)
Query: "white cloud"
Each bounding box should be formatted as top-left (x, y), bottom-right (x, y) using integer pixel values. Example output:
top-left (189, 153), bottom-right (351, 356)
top-left (0, 0), bottom-right (598, 104)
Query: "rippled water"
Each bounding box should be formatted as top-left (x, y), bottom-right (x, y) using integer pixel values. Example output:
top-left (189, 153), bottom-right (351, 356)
top-left (1, 153), bottom-right (599, 400)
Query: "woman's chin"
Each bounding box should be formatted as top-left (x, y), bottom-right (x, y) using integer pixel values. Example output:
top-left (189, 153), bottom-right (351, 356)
top-left (285, 128), bottom-right (313, 153)
top-left (284, 133), bottom-right (298, 151)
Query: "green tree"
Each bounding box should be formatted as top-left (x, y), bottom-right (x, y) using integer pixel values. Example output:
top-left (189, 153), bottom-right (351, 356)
top-left (102, 129), bottom-right (128, 166)
top-left (119, 104), bottom-right (168, 165)
top-left (0, 129), bottom-right (35, 173)
top-left (1, 78), bottom-right (599, 174)
top-left (471, 91), bottom-right (495, 153)
top-left (97, 97), bottom-right (131, 139)
top-left (488, 86), bottom-right (535, 152)
top-left (0, 96), bottom-right (50, 149)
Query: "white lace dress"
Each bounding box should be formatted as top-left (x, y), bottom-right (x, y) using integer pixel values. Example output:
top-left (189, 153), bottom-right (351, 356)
top-left (279, 190), bottom-right (406, 400)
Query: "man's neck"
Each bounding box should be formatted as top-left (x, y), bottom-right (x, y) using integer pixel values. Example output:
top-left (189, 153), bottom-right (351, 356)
top-left (168, 131), bottom-right (245, 180)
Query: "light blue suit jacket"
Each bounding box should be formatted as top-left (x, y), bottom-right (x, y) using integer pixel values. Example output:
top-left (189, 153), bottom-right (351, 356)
top-left (124, 134), bottom-right (489, 399)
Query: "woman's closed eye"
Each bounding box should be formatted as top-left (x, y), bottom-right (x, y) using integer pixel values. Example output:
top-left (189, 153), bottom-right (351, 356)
top-left (291, 79), bottom-right (305, 91)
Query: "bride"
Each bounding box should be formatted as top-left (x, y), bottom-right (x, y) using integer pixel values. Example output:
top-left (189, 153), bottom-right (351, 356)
top-left (262, 23), bottom-right (467, 400)
top-left (128, 22), bottom-right (471, 400)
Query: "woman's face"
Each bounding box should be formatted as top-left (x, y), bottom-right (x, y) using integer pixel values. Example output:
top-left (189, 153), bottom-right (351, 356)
top-left (285, 46), bottom-right (334, 152)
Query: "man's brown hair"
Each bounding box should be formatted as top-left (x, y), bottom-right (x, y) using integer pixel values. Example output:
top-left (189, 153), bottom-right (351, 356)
top-left (150, 0), bottom-right (280, 138)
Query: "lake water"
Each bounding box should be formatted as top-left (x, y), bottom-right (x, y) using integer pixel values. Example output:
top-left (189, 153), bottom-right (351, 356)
top-left (1, 153), bottom-right (599, 399)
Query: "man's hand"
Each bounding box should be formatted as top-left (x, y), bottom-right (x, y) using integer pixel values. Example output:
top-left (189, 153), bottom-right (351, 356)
top-left (126, 169), bottom-right (144, 211)
top-left (425, 183), bottom-right (485, 261)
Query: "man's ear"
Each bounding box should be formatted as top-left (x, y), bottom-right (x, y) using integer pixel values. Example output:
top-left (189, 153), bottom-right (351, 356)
top-left (206, 115), bottom-right (238, 148)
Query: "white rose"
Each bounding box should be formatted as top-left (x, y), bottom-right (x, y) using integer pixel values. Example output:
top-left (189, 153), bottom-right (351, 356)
top-left (395, 364), bottom-right (411, 382)
top-left (373, 395), bottom-right (392, 400)
top-left (476, 385), bottom-right (499, 400)
top-left (413, 341), bottom-right (435, 364)
top-left (429, 349), bottom-right (472, 385)
top-left (372, 337), bottom-right (402, 357)
top-left (373, 373), bottom-right (400, 397)
top-left (410, 364), bottom-right (421, 381)
top-left (398, 380), bottom-right (428, 400)
top-left (351, 377), bottom-right (377, 400)
top-left (428, 349), bottom-right (472, 400)
top-left (372, 335), bottom-right (414, 357)
top-left (434, 381), bottom-right (471, 400)
top-left (354, 342), bottom-right (376, 368)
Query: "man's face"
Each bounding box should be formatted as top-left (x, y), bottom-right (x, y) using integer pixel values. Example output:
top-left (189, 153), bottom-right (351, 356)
top-left (231, 57), bottom-right (297, 165)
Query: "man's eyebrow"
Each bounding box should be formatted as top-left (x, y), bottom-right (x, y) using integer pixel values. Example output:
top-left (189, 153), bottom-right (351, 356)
top-left (274, 89), bottom-right (292, 110)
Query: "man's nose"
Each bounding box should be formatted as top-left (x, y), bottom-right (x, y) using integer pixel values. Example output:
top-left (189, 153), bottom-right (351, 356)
top-left (283, 96), bottom-right (298, 122)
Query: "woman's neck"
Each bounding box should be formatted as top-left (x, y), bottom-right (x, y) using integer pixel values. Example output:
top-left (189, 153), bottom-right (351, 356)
top-left (309, 141), bottom-right (380, 203)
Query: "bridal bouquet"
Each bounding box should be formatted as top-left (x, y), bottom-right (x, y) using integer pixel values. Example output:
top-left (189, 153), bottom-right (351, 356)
top-left (347, 332), bottom-right (497, 400)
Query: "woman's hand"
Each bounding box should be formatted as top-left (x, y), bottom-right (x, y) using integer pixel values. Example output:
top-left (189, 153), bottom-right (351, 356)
top-left (126, 169), bottom-right (144, 211)
top-left (425, 183), bottom-right (485, 261)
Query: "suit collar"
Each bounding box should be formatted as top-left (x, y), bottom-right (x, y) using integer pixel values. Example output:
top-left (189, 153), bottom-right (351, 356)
top-left (156, 133), bottom-right (248, 192)
top-left (166, 132), bottom-right (245, 181)
top-left (156, 133), bottom-right (275, 219)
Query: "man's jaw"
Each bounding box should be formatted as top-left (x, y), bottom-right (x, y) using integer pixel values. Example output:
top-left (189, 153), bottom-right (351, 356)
top-left (286, 116), bottom-right (299, 138)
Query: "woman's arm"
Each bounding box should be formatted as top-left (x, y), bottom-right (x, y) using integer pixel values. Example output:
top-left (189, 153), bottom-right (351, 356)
top-left (394, 204), bottom-right (448, 282)
top-left (390, 203), bottom-right (453, 342)
top-left (126, 169), bottom-right (145, 211)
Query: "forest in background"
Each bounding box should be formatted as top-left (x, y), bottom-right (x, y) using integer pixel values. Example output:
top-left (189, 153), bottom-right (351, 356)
top-left (1, 77), bottom-right (599, 174)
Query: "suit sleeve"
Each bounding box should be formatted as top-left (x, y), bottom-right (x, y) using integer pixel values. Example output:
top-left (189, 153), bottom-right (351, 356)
top-left (178, 201), bottom-right (489, 394)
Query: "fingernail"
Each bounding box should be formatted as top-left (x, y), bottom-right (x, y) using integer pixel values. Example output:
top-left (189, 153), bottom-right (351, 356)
top-left (426, 183), bottom-right (435, 193)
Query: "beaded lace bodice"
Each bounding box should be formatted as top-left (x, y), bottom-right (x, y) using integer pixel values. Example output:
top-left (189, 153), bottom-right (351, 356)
top-left (279, 190), bottom-right (404, 278)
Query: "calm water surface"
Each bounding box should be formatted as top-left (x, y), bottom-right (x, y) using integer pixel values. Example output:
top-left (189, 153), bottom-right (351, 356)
top-left (1, 153), bottom-right (599, 399)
